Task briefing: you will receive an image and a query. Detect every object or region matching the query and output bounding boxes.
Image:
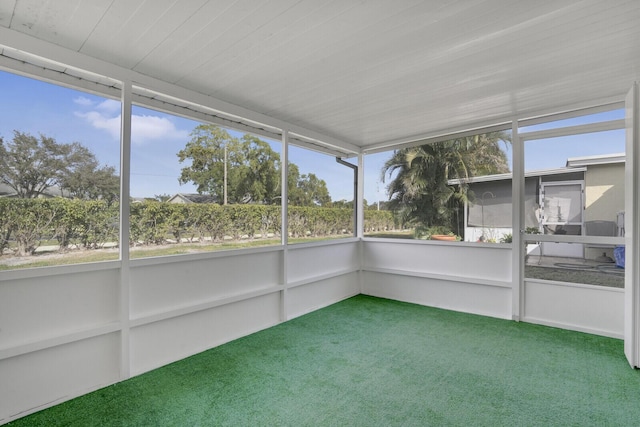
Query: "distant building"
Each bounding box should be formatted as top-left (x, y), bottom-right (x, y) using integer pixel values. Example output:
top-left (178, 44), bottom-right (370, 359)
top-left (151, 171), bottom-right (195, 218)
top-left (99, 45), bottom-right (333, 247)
top-left (167, 193), bottom-right (217, 204)
top-left (0, 183), bottom-right (68, 198)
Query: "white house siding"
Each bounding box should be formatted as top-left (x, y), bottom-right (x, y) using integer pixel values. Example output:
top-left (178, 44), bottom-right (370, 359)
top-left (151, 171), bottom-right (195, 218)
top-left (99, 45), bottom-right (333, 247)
top-left (584, 163), bottom-right (625, 259)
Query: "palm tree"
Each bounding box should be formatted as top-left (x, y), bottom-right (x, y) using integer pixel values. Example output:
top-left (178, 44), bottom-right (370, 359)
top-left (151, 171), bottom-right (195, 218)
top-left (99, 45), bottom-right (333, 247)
top-left (381, 132), bottom-right (511, 236)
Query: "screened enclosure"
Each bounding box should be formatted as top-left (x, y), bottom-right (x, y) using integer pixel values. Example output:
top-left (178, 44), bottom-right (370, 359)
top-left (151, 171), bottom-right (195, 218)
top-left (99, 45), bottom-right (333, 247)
top-left (1, 1), bottom-right (640, 424)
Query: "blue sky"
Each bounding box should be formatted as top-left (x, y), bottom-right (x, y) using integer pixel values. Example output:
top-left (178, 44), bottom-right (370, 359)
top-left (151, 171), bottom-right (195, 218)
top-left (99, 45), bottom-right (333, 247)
top-left (0, 70), bottom-right (626, 203)
top-left (0, 70), bottom-right (356, 200)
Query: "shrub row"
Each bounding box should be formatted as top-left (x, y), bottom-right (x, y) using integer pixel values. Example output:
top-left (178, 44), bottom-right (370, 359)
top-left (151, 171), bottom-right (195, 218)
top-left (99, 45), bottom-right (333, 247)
top-left (0, 198), bottom-right (395, 256)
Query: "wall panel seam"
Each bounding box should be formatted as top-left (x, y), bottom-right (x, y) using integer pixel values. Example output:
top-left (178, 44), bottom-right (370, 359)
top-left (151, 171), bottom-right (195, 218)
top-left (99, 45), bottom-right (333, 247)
top-left (0, 322), bottom-right (121, 360)
top-left (362, 267), bottom-right (511, 288)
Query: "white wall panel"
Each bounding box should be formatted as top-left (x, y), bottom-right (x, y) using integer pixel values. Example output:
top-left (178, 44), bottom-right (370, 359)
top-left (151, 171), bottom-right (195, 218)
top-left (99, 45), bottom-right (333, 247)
top-left (0, 333), bottom-right (120, 424)
top-left (361, 240), bottom-right (512, 319)
top-left (288, 241), bottom-right (359, 284)
top-left (287, 272), bottom-right (360, 319)
top-left (363, 240), bottom-right (511, 283)
top-left (0, 269), bottom-right (119, 348)
top-left (2, 237), bottom-right (626, 424)
top-left (130, 293), bottom-right (281, 376)
top-left (524, 281), bottom-right (624, 338)
top-left (130, 250), bottom-right (281, 318)
top-left (362, 271), bottom-right (512, 319)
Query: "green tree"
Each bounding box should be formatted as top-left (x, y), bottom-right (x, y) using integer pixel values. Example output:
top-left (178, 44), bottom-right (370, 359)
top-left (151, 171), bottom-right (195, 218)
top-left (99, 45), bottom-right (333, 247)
top-left (297, 173), bottom-right (331, 206)
top-left (0, 131), bottom-right (110, 198)
top-left (287, 163), bottom-right (304, 205)
top-left (0, 131), bottom-right (120, 202)
top-left (331, 199), bottom-right (354, 209)
top-left (61, 151), bottom-right (119, 204)
top-left (233, 134), bottom-right (281, 204)
top-left (177, 125), bottom-right (234, 202)
top-left (287, 163), bottom-right (331, 207)
top-left (382, 132), bottom-right (510, 233)
top-left (178, 125), bottom-right (283, 204)
top-left (178, 125), bottom-right (332, 206)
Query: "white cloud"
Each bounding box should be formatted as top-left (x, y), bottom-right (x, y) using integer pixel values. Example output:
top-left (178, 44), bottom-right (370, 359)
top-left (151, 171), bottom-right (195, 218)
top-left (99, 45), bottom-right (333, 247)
top-left (131, 114), bottom-right (189, 144)
top-left (73, 96), bottom-right (94, 107)
top-left (75, 111), bottom-right (121, 140)
top-left (97, 99), bottom-right (121, 114)
top-left (75, 108), bottom-right (189, 145)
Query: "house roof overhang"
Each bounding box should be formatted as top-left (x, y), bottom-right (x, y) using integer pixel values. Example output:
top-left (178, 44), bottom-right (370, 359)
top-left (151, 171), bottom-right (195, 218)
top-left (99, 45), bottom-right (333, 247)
top-left (566, 153), bottom-right (626, 168)
top-left (448, 167), bottom-right (588, 186)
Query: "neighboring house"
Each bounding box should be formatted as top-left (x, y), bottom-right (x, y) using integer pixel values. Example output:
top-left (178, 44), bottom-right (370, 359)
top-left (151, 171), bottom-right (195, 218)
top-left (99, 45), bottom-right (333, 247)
top-left (449, 153), bottom-right (625, 260)
top-left (0, 183), bottom-right (17, 198)
top-left (167, 193), bottom-right (217, 204)
top-left (0, 183), bottom-right (68, 198)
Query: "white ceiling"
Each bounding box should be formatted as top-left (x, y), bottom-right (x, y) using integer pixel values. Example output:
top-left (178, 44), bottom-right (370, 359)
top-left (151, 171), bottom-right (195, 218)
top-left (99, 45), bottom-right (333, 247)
top-left (1, 0), bottom-right (639, 152)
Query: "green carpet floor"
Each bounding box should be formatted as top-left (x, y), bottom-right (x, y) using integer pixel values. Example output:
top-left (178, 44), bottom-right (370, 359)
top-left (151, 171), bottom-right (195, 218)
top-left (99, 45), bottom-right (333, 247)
top-left (8, 295), bottom-right (640, 426)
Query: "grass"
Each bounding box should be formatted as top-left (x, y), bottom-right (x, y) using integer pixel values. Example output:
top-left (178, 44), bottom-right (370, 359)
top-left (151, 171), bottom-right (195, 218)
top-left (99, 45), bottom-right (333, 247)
top-left (0, 251), bottom-right (120, 270)
top-left (364, 230), bottom-right (415, 239)
top-left (0, 236), bottom-right (353, 271)
top-left (8, 295), bottom-right (640, 426)
top-left (129, 239), bottom-right (283, 259)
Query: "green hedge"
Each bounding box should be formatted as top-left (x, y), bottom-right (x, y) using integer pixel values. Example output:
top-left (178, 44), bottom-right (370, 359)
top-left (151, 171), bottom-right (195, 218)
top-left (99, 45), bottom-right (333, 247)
top-left (364, 209), bottom-right (396, 232)
top-left (0, 198), bottom-right (395, 256)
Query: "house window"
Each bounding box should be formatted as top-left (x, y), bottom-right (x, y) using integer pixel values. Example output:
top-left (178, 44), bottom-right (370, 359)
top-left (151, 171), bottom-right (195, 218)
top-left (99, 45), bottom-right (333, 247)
top-left (0, 70), bottom-right (121, 270)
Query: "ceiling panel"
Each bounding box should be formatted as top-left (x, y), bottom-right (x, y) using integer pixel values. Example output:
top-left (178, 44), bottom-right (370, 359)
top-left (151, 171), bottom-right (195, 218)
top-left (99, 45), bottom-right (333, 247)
top-left (79, 0), bottom-right (196, 69)
top-left (7, 0), bottom-right (111, 50)
top-left (181, 0), bottom-right (359, 89)
top-left (133, 0), bottom-right (270, 81)
top-left (171, 0), bottom-right (304, 85)
top-left (0, 0), bottom-right (639, 151)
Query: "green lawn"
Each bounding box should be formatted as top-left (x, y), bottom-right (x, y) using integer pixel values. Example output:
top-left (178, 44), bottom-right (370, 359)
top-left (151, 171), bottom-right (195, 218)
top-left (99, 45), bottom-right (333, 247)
top-left (0, 236), bottom-right (354, 270)
top-left (364, 230), bottom-right (414, 239)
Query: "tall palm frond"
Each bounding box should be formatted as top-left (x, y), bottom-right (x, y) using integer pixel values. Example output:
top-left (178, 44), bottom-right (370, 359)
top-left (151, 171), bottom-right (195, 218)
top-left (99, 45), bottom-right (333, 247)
top-left (381, 131), bottom-right (511, 233)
